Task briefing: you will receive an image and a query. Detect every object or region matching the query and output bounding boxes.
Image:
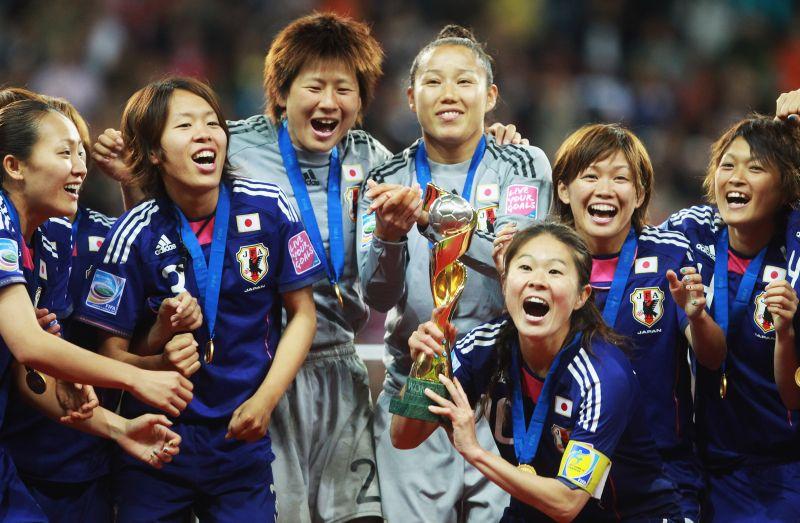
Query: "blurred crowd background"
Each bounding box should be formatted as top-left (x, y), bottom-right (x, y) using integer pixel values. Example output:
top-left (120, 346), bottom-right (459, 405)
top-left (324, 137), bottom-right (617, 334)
top-left (2, 0), bottom-right (799, 344)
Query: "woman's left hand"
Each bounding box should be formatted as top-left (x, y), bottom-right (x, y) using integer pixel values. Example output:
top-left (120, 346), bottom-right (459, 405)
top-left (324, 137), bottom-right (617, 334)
top-left (486, 123), bottom-right (529, 145)
top-left (764, 280), bottom-right (798, 335)
top-left (424, 374), bottom-right (482, 459)
top-left (56, 381), bottom-right (99, 423)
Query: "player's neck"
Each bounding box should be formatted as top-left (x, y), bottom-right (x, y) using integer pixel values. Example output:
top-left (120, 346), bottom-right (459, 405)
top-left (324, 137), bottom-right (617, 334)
top-left (727, 220), bottom-right (774, 257)
top-left (518, 326), bottom-right (570, 377)
top-left (422, 128), bottom-right (483, 164)
top-left (169, 185), bottom-right (220, 221)
top-left (580, 226), bottom-right (629, 257)
top-left (7, 192), bottom-right (44, 244)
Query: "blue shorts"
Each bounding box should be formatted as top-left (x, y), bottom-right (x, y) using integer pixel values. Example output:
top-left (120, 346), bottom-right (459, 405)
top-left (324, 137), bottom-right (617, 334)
top-left (704, 461), bottom-right (800, 522)
top-left (662, 452), bottom-right (704, 522)
top-left (0, 451), bottom-right (46, 522)
top-left (113, 421), bottom-right (276, 522)
top-left (22, 475), bottom-right (111, 523)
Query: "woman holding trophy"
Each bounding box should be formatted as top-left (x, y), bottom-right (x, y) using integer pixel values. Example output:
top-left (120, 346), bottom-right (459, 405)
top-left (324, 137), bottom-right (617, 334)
top-left (358, 25), bottom-right (552, 522)
top-left (395, 222), bottom-right (683, 521)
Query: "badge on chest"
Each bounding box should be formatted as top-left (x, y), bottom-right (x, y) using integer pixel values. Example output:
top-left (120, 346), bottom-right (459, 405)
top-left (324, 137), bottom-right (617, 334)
top-left (629, 287), bottom-right (664, 327)
top-left (236, 243), bottom-right (269, 284)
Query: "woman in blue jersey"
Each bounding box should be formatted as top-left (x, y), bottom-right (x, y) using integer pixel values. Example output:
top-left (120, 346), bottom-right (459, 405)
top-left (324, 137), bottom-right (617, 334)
top-left (663, 107), bottom-right (800, 521)
top-left (542, 123), bottom-right (725, 520)
top-left (75, 76), bottom-right (323, 522)
top-left (0, 98), bottom-right (193, 520)
top-left (395, 222), bottom-right (682, 521)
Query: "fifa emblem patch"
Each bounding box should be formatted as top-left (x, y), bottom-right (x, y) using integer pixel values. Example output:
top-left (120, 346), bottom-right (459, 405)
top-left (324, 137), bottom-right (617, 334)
top-left (558, 440), bottom-right (611, 498)
top-left (288, 231), bottom-right (321, 275)
top-left (360, 213), bottom-right (375, 250)
top-left (476, 183), bottom-right (499, 203)
top-left (630, 287), bottom-right (664, 327)
top-left (0, 238), bottom-right (19, 272)
top-left (551, 424), bottom-right (571, 453)
top-left (345, 186), bottom-right (359, 223)
top-left (504, 184), bottom-right (539, 217)
top-left (753, 291), bottom-right (775, 334)
top-left (236, 243), bottom-right (269, 285)
top-left (477, 205), bottom-right (498, 233)
top-left (85, 270), bottom-right (126, 315)
top-left (342, 164), bottom-right (364, 183)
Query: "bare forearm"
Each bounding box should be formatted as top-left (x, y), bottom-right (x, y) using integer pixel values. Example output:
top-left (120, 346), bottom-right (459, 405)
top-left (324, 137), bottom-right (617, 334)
top-left (99, 342), bottom-right (165, 371)
top-left (390, 414), bottom-right (438, 449)
top-left (774, 328), bottom-right (800, 409)
top-left (687, 310), bottom-right (727, 370)
top-left (465, 447), bottom-right (587, 522)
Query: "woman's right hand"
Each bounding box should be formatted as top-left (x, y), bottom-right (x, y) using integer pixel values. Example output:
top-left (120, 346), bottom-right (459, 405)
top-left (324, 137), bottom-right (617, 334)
top-left (409, 317), bottom-right (457, 361)
top-left (91, 128), bottom-right (133, 182)
top-left (130, 369), bottom-right (193, 417)
top-left (492, 223), bottom-right (517, 277)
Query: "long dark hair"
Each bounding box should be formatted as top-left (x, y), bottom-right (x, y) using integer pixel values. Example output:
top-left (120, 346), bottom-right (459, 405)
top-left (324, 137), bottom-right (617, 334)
top-left (479, 222), bottom-right (628, 416)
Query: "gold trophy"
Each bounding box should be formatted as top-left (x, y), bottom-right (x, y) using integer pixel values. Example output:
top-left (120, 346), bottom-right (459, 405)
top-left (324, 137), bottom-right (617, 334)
top-left (389, 183), bottom-right (478, 422)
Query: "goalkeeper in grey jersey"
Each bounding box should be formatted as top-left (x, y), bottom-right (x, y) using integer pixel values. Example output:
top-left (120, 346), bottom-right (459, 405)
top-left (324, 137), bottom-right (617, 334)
top-left (358, 25), bottom-right (553, 523)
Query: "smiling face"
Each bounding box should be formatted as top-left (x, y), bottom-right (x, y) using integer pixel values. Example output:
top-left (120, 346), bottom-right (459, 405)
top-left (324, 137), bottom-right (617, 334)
top-left (714, 136), bottom-right (783, 232)
top-left (504, 234), bottom-right (591, 352)
top-left (408, 44), bottom-right (497, 160)
top-left (281, 58), bottom-right (361, 153)
top-left (17, 111), bottom-right (86, 219)
top-left (557, 150), bottom-right (644, 255)
top-left (155, 89), bottom-right (227, 198)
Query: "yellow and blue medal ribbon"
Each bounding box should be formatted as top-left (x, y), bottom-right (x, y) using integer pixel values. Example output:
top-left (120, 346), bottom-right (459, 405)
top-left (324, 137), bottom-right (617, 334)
top-left (600, 228), bottom-right (637, 327)
top-left (713, 227), bottom-right (767, 397)
top-left (278, 121), bottom-right (344, 306)
top-left (510, 333), bottom-right (581, 466)
top-left (175, 182), bottom-right (230, 363)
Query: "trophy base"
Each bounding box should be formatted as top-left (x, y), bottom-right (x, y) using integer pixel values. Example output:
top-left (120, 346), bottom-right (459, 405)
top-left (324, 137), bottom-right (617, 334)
top-left (389, 377), bottom-right (448, 423)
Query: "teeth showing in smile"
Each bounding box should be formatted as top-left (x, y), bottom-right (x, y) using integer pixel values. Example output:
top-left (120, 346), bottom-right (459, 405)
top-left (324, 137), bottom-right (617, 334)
top-left (64, 184), bottom-right (80, 194)
top-left (588, 203), bottom-right (617, 218)
top-left (310, 118), bottom-right (338, 133)
top-left (726, 191), bottom-right (750, 205)
top-left (192, 151), bottom-right (215, 165)
top-left (522, 296), bottom-right (550, 318)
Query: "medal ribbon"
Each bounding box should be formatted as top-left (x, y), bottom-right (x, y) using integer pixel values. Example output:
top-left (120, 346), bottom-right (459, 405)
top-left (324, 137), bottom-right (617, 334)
top-left (414, 136), bottom-right (487, 200)
top-left (278, 121), bottom-right (344, 289)
top-left (713, 227), bottom-right (767, 374)
top-left (175, 182), bottom-right (230, 342)
top-left (510, 333), bottom-right (581, 465)
top-left (601, 228), bottom-right (637, 327)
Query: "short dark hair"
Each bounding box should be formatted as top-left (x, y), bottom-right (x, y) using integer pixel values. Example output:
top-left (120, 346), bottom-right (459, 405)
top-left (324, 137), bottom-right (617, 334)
top-left (0, 87), bottom-right (41, 109)
top-left (121, 76), bottom-right (233, 199)
top-left (703, 115), bottom-right (800, 208)
top-left (263, 12), bottom-right (384, 124)
top-left (551, 123), bottom-right (654, 232)
top-left (409, 25), bottom-right (494, 88)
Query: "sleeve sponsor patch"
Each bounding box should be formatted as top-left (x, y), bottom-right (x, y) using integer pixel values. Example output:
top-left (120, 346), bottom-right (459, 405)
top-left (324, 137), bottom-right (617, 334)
top-left (558, 440), bottom-right (611, 499)
top-left (505, 184), bottom-right (539, 217)
top-left (288, 231), bottom-right (321, 275)
top-left (360, 213), bottom-right (376, 250)
top-left (85, 269), bottom-right (126, 315)
top-left (0, 238), bottom-right (19, 272)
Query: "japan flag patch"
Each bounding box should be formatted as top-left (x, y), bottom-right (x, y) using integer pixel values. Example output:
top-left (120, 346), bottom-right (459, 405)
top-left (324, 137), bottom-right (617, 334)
top-left (38, 259), bottom-right (47, 280)
top-left (554, 396), bottom-right (573, 417)
top-left (342, 164), bottom-right (364, 183)
top-left (762, 265), bottom-right (786, 283)
top-left (236, 213), bottom-right (261, 233)
top-left (476, 183), bottom-right (499, 203)
top-left (88, 236), bottom-right (104, 252)
top-left (634, 257), bottom-right (658, 274)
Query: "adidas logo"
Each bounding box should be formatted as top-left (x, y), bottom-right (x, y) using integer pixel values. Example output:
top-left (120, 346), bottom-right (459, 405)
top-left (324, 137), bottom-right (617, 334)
top-left (155, 234), bottom-right (177, 255)
top-left (695, 243), bottom-right (715, 260)
top-left (303, 170), bottom-right (320, 186)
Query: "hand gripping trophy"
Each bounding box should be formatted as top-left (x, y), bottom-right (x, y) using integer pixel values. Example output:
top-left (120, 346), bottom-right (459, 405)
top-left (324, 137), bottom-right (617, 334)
top-left (390, 183), bottom-right (478, 422)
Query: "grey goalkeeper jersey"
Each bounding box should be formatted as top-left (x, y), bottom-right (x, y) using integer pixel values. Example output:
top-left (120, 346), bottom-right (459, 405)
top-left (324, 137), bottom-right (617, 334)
top-left (227, 115), bottom-right (392, 351)
top-left (357, 137), bottom-right (552, 382)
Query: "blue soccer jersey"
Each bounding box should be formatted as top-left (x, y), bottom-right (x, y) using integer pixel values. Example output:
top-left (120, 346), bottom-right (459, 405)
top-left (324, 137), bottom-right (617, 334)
top-left (664, 205), bottom-right (800, 467)
top-left (75, 179), bottom-right (325, 422)
top-left (2, 207), bottom-right (116, 485)
top-left (453, 317), bottom-right (680, 522)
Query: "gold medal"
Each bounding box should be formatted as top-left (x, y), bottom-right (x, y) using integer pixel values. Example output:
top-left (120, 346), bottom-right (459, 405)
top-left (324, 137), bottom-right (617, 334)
top-left (719, 372), bottom-right (727, 399)
top-left (795, 367), bottom-right (800, 387)
top-left (333, 283), bottom-right (344, 309)
top-left (25, 367), bottom-right (46, 395)
top-left (205, 339), bottom-right (215, 365)
top-left (517, 464), bottom-right (537, 475)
